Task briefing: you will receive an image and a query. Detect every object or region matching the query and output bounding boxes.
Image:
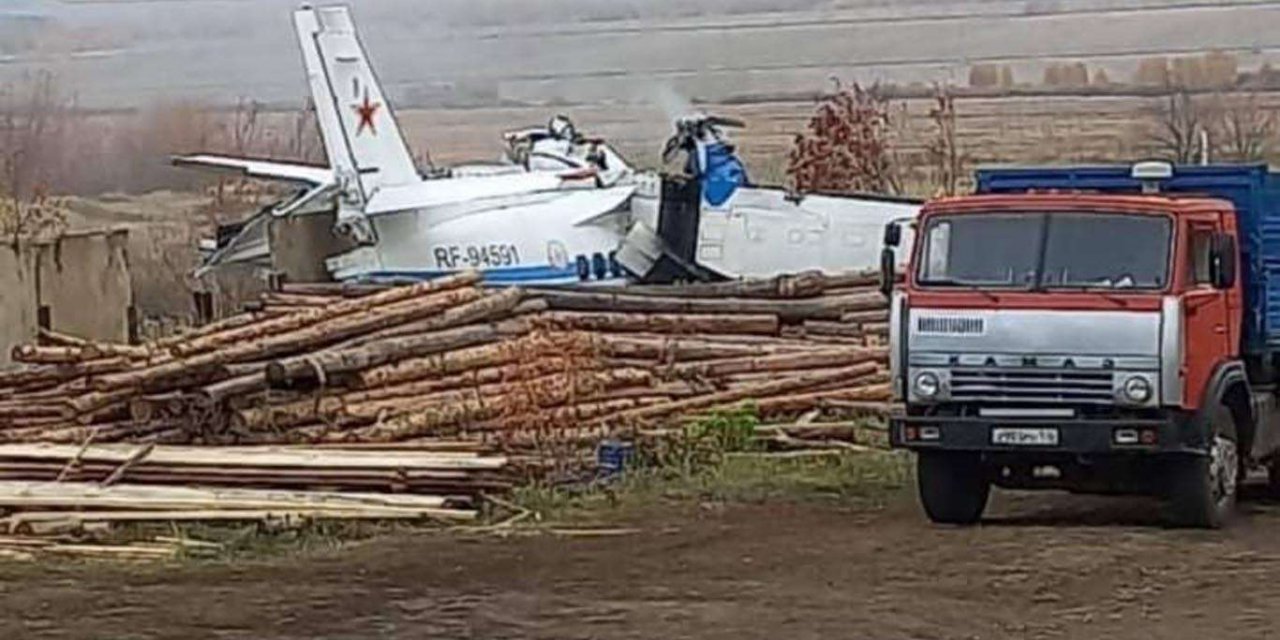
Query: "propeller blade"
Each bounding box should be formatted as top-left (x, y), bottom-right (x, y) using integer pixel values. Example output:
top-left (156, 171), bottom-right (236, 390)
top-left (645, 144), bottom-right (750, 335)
top-left (661, 137), bottom-right (682, 163)
top-left (707, 115), bottom-right (746, 128)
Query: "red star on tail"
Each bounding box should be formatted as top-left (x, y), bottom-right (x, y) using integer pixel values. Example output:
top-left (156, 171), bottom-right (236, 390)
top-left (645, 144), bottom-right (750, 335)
top-left (353, 90), bottom-right (381, 136)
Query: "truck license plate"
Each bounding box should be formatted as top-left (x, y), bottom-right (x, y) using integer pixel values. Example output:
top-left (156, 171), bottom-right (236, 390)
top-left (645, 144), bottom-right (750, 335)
top-left (991, 428), bottom-right (1059, 446)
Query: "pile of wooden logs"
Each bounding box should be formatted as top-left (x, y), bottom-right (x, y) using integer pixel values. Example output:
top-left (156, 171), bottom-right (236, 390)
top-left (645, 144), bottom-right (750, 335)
top-left (0, 271), bottom-right (891, 460)
top-left (0, 271), bottom-right (892, 556)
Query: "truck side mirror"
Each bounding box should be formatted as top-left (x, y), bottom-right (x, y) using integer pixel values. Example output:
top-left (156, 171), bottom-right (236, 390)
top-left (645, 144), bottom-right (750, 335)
top-left (1211, 233), bottom-right (1237, 290)
top-left (879, 247), bottom-right (896, 297)
top-left (883, 222), bottom-right (902, 248)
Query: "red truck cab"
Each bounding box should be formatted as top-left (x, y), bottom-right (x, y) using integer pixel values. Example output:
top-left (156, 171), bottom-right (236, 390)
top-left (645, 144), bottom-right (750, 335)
top-left (887, 163), bottom-right (1280, 528)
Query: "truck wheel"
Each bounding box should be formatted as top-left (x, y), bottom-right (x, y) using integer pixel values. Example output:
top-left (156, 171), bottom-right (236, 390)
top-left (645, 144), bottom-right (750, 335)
top-left (1167, 404), bottom-right (1239, 529)
top-left (917, 451), bottom-right (990, 525)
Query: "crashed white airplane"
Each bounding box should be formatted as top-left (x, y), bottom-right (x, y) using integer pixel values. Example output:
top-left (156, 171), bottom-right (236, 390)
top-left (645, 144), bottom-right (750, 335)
top-left (182, 5), bottom-right (636, 285)
top-left (184, 5), bottom-right (919, 286)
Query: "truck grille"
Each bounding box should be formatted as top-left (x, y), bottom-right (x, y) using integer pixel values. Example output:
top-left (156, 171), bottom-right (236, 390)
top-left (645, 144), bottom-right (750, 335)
top-left (916, 316), bottom-right (985, 335)
top-left (950, 368), bottom-right (1115, 404)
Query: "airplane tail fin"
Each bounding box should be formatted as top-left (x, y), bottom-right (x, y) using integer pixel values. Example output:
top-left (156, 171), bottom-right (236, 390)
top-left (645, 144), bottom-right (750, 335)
top-left (293, 6), bottom-right (420, 198)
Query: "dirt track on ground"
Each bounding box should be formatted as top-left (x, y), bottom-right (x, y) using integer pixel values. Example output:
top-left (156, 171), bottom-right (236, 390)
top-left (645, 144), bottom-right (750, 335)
top-left (5, 485), bottom-right (1280, 639)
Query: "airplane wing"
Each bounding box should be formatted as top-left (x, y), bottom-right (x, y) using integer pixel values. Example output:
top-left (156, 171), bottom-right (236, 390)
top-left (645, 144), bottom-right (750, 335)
top-left (173, 154), bottom-right (334, 186)
top-left (194, 208), bottom-right (273, 278)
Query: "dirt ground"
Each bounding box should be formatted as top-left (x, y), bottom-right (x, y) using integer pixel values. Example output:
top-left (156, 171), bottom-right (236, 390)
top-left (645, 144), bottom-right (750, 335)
top-left (6, 479), bottom-right (1280, 640)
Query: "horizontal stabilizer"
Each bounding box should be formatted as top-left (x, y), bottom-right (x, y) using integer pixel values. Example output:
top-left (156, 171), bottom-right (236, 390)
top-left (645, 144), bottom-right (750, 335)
top-left (173, 154), bottom-right (334, 187)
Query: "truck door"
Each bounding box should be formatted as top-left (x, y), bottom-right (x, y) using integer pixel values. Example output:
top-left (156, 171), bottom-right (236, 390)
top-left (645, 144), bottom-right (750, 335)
top-left (1183, 221), bottom-right (1231, 403)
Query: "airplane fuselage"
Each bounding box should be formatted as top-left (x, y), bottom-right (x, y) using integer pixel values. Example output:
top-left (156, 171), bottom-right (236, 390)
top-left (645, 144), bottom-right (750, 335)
top-left (326, 183), bottom-right (635, 285)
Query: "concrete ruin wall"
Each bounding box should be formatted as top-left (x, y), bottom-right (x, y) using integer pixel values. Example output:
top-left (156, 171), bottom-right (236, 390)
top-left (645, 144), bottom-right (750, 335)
top-left (0, 229), bottom-right (133, 368)
top-left (0, 244), bottom-right (39, 369)
top-left (269, 212), bottom-right (355, 284)
top-left (36, 230), bottom-right (133, 344)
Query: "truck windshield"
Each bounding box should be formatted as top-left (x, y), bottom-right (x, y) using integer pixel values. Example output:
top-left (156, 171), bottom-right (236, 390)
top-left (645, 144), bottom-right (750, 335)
top-left (918, 212), bottom-right (1172, 290)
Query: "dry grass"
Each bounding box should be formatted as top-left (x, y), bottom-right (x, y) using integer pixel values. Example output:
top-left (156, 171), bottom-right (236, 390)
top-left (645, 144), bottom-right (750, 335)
top-left (0, 73), bottom-right (320, 199)
top-left (0, 68), bottom-right (1271, 203)
top-left (390, 91), bottom-right (1280, 199)
top-left (513, 451), bottom-right (913, 528)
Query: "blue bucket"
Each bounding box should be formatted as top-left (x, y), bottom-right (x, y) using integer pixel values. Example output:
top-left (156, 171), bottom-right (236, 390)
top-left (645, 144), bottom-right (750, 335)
top-left (596, 440), bottom-right (635, 477)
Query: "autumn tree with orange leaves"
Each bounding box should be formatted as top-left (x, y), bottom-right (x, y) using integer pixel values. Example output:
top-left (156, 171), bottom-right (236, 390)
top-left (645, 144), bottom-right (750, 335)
top-left (787, 82), bottom-right (902, 196)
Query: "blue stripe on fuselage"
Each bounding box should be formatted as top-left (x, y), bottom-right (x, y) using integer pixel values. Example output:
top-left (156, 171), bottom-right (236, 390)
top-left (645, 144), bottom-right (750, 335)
top-left (351, 264), bottom-right (623, 286)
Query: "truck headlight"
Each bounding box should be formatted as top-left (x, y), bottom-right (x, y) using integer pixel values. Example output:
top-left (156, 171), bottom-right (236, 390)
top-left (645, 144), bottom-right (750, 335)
top-left (1121, 376), bottom-right (1152, 404)
top-left (913, 371), bottom-right (941, 400)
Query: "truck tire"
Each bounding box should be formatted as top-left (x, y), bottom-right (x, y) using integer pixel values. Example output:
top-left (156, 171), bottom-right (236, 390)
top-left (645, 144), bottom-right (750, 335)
top-left (1166, 404), bottom-right (1239, 529)
top-left (917, 451), bottom-right (990, 525)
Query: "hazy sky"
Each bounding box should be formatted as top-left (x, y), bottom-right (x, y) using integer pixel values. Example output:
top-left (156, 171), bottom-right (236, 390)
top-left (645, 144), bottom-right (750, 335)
top-left (1, 0), bottom-right (1277, 108)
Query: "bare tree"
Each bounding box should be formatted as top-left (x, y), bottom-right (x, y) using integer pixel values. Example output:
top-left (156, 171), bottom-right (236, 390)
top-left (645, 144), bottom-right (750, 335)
top-left (925, 85), bottom-right (968, 197)
top-left (0, 71), bottom-right (68, 200)
top-left (787, 81), bottom-right (902, 195)
top-left (227, 97), bottom-right (263, 156)
top-left (282, 98), bottom-right (325, 164)
top-left (1209, 92), bottom-right (1277, 162)
top-left (216, 98), bottom-right (268, 203)
top-left (0, 186), bottom-right (66, 245)
top-left (0, 71), bottom-right (70, 243)
top-left (1147, 90), bottom-right (1207, 164)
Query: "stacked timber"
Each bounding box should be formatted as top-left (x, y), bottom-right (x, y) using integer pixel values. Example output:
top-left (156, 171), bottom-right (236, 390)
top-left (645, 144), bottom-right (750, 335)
top-left (0, 270), bottom-right (891, 458)
top-left (0, 443), bottom-right (510, 495)
top-left (0, 442), bottom-right (501, 556)
top-left (0, 480), bottom-right (478, 536)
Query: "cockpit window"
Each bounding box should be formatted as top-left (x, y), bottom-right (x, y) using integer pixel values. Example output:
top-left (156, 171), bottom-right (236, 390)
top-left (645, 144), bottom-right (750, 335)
top-left (919, 214), bottom-right (1042, 287)
top-left (918, 212), bottom-right (1172, 290)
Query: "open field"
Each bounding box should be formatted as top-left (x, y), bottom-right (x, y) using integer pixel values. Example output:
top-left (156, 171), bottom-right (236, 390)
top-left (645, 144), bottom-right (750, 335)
top-left (6, 454), bottom-right (1280, 639)
top-left (401, 92), bottom-right (1280, 186)
top-left (4, 0), bottom-right (1279, 108)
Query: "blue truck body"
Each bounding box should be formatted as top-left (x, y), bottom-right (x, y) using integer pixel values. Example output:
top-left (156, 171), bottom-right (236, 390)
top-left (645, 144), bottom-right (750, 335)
top-left (975, 164), bottom-right (1280, 357)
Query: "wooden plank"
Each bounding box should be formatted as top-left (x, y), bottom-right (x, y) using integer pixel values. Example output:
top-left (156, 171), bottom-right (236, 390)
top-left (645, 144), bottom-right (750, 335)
top-left (101, 443), bottom-right (156, 487)
top-left (0, 481), bottom-right (453, 512)
top-left (662, 348), bottom-right (886, 378)
top-left (0, 462), bottom-right (495, 482)
top-left (529, 271), bottom-right (834, 299)
top-left (534, 290), bottom-right (885, 322)
top-left (539, 311), bottom-right (780, 335)
top-left (2, 507), bottom-right (475, 530)
top-left (0, 444), bottom-right (507, 470)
